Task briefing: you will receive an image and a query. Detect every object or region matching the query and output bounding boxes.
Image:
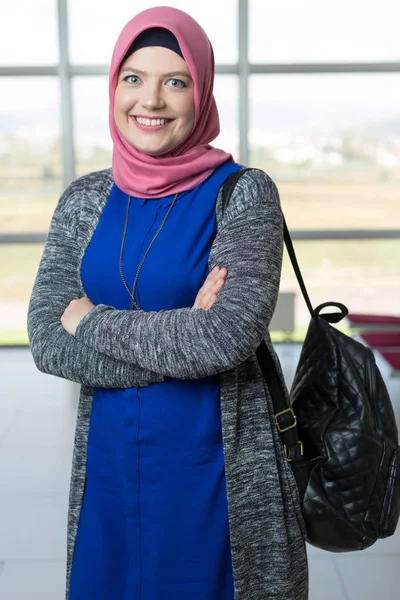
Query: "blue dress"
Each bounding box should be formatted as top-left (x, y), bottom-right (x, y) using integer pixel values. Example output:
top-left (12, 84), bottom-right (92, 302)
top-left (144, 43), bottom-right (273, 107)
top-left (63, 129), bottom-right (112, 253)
top-left (69, 161), bottom-right (241, 600)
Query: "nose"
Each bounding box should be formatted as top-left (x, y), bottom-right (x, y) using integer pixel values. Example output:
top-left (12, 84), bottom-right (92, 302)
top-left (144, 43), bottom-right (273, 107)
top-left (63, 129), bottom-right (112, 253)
top-left (139, 83), bottom-right (166, 110)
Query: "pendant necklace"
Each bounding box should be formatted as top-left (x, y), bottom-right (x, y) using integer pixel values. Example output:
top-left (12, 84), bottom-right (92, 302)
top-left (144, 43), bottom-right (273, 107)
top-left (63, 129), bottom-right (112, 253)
top-left (119, 193), bottom-right (179, 311)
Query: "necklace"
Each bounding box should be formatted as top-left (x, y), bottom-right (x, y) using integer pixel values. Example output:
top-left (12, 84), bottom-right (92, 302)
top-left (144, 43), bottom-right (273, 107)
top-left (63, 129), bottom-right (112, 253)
top-left (119, 192), bottom-right (179, 311)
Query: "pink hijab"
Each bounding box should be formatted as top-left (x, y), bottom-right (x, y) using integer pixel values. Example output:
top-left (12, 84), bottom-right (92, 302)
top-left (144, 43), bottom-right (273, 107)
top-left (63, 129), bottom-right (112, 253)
top-left (109, 6), bottom-right (232, 198)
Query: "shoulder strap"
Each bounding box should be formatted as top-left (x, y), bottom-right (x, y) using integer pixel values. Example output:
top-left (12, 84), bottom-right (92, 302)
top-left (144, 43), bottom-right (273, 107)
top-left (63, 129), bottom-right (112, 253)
top-left (223, 168), bottom-right (316, 317)
top-left (223, 168), bottom-right (348, 322)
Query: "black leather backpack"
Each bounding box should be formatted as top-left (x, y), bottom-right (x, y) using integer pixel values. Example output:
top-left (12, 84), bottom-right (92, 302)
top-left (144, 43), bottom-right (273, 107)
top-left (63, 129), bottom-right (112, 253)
top-left (223, 168), bottom-right (400, 552)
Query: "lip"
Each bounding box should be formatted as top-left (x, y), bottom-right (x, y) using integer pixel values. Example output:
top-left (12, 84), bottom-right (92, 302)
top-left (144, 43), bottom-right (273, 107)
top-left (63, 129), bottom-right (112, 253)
top-left (130, 115), bottom-right (174, 132)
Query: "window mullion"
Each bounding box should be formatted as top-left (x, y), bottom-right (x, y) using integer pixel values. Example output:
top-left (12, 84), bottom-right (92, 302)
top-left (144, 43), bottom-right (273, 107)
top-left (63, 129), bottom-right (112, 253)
top-left (238, 0), bottom-right (249, 165)
top-left (58, 0), bottom-right (75, 188)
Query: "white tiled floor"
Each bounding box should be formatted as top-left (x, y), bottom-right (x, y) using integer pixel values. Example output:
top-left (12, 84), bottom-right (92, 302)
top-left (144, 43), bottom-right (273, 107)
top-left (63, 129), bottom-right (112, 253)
top-left (0, 345), bottom-right (399, 600)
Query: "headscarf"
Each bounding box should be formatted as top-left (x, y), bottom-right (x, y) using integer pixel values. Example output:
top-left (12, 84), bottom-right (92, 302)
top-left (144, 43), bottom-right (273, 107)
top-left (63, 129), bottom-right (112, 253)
top-left (109, 6), bottom-right (232, 198)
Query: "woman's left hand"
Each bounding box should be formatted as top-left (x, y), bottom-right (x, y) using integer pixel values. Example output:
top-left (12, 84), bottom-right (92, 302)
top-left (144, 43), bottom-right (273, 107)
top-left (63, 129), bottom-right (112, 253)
top-left (61, 297), bottom-right (96, 336)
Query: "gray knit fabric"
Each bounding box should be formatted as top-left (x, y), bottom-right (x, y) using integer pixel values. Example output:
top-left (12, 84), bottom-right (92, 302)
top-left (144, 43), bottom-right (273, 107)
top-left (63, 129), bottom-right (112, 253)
top-left (27, 167), bottom-right (308, 599)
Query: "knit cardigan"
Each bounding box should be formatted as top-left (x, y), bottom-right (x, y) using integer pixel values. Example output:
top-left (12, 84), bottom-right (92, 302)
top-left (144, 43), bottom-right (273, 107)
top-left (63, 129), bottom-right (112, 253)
top-left (27, 167), bottom-right (309, 600)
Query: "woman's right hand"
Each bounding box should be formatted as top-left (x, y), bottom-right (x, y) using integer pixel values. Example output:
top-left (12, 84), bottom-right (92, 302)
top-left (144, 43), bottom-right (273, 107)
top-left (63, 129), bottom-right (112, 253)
top-left (193, 266), bottom-right (228, 311)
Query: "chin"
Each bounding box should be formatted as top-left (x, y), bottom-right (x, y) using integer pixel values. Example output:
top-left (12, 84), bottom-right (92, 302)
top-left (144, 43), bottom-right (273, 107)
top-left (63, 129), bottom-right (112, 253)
top-left (137, 145), bottom-right (167, 157)
top-left (129, 139), bottom-right (177, 157)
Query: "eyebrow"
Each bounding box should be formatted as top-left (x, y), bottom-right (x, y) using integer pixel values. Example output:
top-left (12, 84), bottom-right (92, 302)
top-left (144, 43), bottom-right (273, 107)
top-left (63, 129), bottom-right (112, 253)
top-left (120, 67), bottom-right (192, 79)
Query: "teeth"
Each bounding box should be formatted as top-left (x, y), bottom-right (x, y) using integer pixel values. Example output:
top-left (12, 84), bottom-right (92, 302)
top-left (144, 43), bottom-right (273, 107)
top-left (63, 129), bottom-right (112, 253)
top-left (135, 117), bottom-right (169, 126)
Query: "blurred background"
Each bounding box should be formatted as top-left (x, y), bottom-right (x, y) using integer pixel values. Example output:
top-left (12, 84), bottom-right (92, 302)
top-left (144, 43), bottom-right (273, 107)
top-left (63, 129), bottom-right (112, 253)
top-left (0, 1), bottom-right (399, 599)
top-left (1, 0), bottom-right (400, 344)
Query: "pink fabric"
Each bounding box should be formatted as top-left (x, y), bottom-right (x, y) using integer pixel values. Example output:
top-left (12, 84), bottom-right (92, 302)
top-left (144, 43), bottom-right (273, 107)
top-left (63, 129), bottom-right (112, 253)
top-left (109, 6), bottom-right (232, 198)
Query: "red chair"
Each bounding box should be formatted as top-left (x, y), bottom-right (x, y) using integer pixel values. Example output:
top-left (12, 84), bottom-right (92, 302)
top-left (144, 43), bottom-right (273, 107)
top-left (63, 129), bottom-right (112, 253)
top-left (357, 332), bottom-right (400, 377)
top-left (359, 332), bottom-right (400, 350)
top-left (379, 351), bottom-right (400, 377)
top-left (347, 313), bottom-right (400, 332)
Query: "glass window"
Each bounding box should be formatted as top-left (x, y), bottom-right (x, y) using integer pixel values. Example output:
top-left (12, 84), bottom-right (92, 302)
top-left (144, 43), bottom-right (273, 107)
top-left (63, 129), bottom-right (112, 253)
top-left (68, 0), bottom-right (237, 65)
top-left (0, 0), bottom-right (58, 65)
top-left (73, 77), bottom-right (111, 177)
top-left (250, 0), bottom-right (400, 63)
top-left (0, 244), bottom-right (44, 345)
top-left (249, 74), bottom-right (400, 230)
top-left (0, 78), bottom-right (62, 234)
top-left (73, 75), bottom-right (238, 178)
top-left (280, 240), bottom-right (400, 336)
top-left (213, 76), bottom-right (239, 160)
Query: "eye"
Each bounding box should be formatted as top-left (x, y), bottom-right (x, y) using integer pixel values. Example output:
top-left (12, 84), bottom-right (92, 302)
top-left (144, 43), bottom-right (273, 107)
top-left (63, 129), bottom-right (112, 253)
top-left (166, 79), bottom-right (187, 89)
top-left (123, 75), bottom-right (141, 85)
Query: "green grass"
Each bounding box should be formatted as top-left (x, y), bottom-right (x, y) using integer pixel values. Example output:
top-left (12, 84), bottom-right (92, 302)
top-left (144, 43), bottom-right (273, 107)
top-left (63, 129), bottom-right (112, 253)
top-left (0, 330), bottom-right (30, 346)
top-left (0, 244), bottom-right (43, 302)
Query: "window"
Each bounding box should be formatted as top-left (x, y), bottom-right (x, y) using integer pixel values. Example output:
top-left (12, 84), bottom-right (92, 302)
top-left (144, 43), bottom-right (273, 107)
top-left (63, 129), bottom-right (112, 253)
top-left (281, 240), bottom-right (400, 332)
top-left (68, 0), bottom-right (238, 65)
top-left (0, 244), bottom-right (44, 345)
top-left (249, 0), bottom-right (400, 63)
top-left (0, 0), bottom-right (58, 65)
top-left (73, 77), bottom-right (111, 177)
top-left (1, 1), bottom-right (399, 345)
top-left (0, 78), bottom-right (62, 234)
top-left (213, 76), bottom-right (239, 160)
top-left (249, 74), bottom-right (400, 230)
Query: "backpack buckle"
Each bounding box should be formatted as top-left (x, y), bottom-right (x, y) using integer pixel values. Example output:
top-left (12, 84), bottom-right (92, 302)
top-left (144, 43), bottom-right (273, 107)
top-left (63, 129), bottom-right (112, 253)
top-left (275, 408), bottom-right (297, 433)
top-left (284, 441), bottom-right (304, 462)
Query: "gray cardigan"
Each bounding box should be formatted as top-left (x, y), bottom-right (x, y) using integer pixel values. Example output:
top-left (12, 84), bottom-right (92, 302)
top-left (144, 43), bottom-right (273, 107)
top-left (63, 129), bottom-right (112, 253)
top-left (27, 167), bottom-right (308, 599)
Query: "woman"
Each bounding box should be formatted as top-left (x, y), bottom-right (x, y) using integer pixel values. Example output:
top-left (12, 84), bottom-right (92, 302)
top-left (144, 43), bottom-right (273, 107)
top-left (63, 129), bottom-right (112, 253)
top-left (27, 6), bottom-right (308, 600)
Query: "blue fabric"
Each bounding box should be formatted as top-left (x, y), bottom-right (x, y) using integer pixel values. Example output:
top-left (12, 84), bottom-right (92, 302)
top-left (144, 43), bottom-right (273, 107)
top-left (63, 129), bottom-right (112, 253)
top-left (69, 161), bottom-right (242, 599)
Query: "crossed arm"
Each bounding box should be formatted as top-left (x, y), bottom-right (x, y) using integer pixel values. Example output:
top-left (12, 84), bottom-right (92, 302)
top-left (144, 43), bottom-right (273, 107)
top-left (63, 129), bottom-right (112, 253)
top-left (28, 169), bottom-right (282, 385)
top-left (74, 171), bottom-right (283, 379)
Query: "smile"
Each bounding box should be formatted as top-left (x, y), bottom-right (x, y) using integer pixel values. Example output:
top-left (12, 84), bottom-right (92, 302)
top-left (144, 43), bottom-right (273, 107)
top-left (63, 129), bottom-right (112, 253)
top-left (132, 116), bottom-right (172, 127)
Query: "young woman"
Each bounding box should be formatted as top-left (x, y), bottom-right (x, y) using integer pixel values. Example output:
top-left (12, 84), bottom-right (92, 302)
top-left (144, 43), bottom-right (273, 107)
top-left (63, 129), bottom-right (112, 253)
top-left (27, 6), bottom-right (308, 600)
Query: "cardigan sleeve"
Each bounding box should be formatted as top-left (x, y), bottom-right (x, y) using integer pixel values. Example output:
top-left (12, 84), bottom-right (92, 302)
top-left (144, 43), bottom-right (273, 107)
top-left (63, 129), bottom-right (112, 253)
top-left (74, 169), bottom-right (283, 380)
top-left (27, 183), bottom-right (165, 388)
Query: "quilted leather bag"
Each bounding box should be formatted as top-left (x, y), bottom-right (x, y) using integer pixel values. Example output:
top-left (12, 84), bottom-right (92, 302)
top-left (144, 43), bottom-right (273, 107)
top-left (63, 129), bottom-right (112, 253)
top-left (223, 168), bottom-right (400, 552)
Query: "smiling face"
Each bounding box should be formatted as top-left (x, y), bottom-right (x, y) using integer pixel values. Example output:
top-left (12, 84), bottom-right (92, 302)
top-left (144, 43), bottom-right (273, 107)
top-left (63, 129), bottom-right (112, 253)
top-left (113, 45), bottom-right (195, 156)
